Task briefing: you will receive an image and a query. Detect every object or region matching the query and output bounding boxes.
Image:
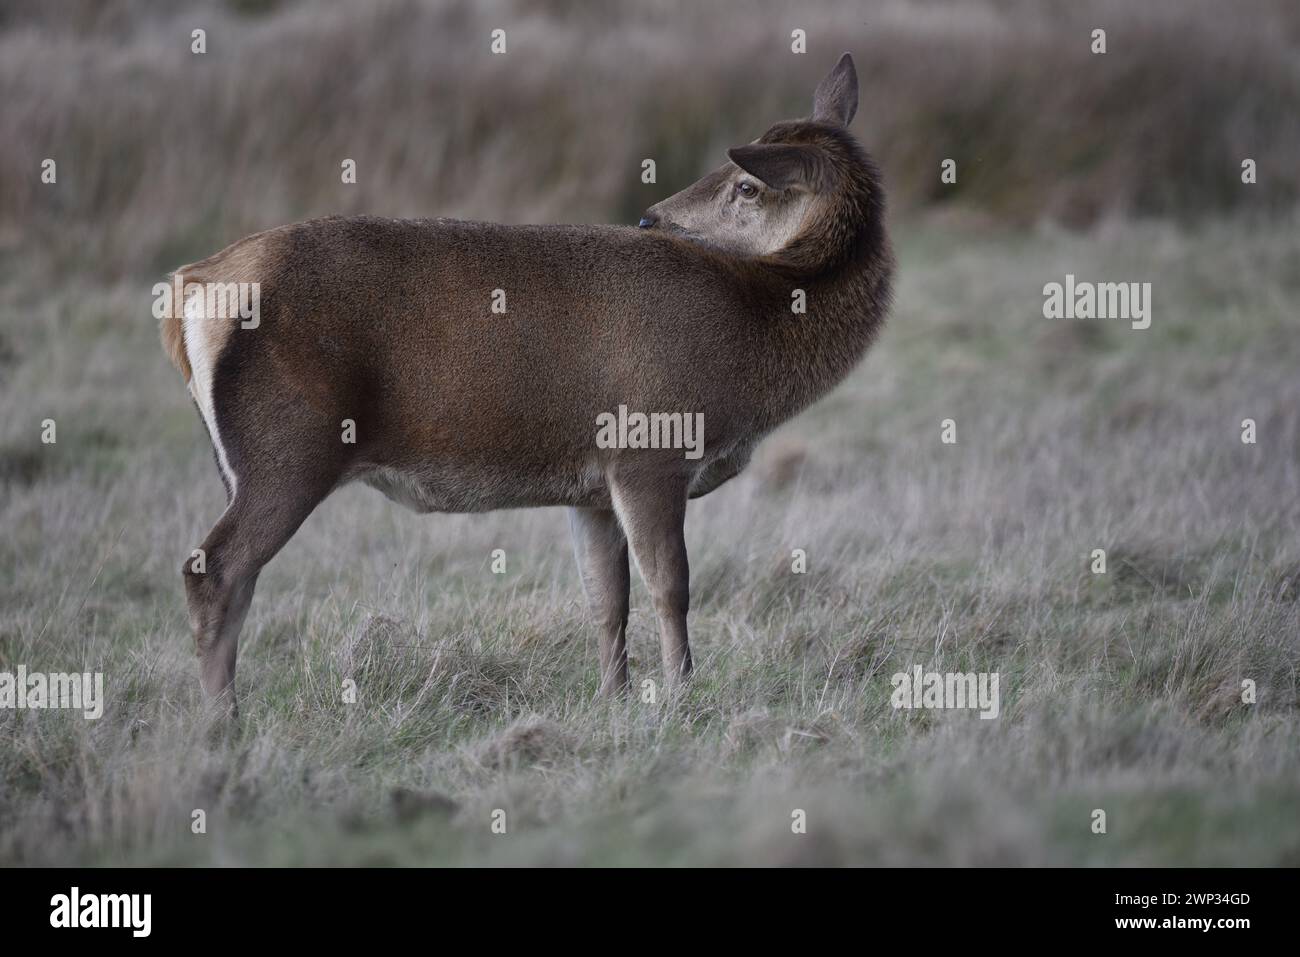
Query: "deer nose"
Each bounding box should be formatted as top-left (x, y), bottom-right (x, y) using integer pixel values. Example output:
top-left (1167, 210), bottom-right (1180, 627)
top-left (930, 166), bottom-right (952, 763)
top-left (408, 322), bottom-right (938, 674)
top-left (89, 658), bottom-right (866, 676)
top-left (638, 212), bottom-right (658, 229)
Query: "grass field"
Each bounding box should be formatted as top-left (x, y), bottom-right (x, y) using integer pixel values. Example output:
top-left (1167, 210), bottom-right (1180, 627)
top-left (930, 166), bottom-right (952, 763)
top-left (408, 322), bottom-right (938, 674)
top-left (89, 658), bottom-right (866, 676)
top-left (2, 208), bottom-right (1297, 866)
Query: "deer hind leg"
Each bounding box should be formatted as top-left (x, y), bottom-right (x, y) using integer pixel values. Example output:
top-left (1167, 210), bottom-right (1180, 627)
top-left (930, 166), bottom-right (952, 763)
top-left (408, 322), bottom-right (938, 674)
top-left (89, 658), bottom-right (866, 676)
top-left (183, 522), bottom-right (255, 715)
top-left (610, 474), bottom-right (693, 687)
top-left (182, 353), bottom-right (344, 715)
top-left (568, 506), bottom-right (631, 696)
top-left (184, 473), bottom-right (332, 717)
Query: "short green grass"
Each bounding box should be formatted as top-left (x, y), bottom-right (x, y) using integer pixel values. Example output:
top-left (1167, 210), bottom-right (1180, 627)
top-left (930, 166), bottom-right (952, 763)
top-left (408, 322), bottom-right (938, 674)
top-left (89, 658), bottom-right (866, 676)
top-left (1, 214), bottom-right (1298, 866)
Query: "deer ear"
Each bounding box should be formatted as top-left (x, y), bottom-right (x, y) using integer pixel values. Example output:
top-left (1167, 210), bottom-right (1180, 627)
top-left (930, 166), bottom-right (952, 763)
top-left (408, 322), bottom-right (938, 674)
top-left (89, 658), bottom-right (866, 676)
top-left (812, 52), bottom-right (858, 127)
top-left (727, 144), bottom-right (827, 191)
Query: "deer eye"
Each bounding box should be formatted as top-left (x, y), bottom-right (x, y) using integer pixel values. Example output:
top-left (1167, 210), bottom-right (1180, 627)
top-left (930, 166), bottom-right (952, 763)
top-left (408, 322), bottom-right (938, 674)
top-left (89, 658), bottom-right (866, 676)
top-left (736, 181), bottom-right (759, 199)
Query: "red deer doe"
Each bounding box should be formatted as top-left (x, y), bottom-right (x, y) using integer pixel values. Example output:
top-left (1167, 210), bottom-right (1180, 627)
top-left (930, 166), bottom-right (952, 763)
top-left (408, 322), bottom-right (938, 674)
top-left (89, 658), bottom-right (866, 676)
top-left (161, 53), bottom-right (893, 715)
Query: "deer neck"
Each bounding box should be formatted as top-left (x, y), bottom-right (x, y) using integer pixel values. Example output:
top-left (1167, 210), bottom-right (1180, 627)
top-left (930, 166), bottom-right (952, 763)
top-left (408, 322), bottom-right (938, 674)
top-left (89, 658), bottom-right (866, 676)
top-left (745, 199), bottom-right (894, 430)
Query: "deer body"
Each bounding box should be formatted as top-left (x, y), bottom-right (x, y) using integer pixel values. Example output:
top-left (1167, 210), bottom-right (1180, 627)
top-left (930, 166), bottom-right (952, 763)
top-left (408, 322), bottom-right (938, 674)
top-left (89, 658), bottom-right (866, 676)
top-left (163, 54), bottom-right (892, 711)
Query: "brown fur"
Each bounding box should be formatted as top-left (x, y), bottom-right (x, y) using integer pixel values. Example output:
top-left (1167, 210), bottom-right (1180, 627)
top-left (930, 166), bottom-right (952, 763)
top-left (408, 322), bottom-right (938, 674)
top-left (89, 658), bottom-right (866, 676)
top-left (164, 54), bottom-right (893, 714)
top-left (159, 310), bottom-right (190, 383)
top-left (163, 226), bottom-right (290, 385)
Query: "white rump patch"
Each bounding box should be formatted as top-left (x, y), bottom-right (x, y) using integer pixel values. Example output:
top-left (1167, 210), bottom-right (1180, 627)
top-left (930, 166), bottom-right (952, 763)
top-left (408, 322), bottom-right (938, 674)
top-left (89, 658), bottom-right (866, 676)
top-left (184, 293), bottom-right (238, 496)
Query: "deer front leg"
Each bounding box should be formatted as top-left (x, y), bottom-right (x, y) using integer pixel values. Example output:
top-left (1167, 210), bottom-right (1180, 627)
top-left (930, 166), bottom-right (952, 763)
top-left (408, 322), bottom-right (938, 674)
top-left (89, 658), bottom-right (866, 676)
top-left (568, 506), bottom-right (631, 695)
top-left (610, 474), bottom-right (692, 687)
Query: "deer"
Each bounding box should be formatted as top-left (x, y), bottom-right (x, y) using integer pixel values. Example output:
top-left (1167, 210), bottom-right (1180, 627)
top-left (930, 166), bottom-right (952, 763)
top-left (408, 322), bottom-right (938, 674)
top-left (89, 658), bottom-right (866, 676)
top-left (160, 53), bottom-right (893, 716)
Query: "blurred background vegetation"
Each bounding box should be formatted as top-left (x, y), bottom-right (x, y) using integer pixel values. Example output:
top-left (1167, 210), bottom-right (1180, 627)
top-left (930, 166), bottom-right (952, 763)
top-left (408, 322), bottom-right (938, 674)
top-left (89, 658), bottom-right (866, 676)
top-left (2, 0), bottom-right (1297, 283)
